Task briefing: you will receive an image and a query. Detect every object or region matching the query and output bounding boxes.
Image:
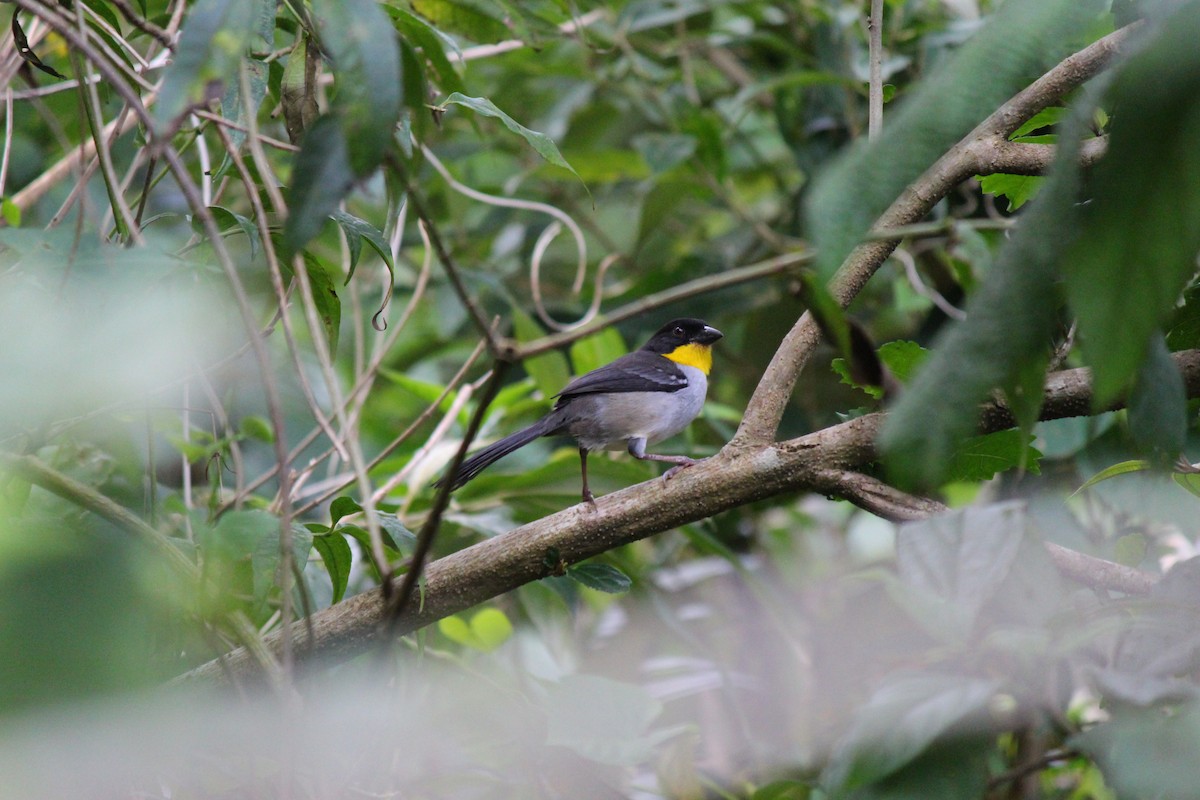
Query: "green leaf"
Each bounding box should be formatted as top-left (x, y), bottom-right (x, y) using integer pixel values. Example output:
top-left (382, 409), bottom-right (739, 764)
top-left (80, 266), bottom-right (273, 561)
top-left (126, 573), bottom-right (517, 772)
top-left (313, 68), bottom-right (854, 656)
top-left (155, 0), bottom-right (257, 130)
top-left (250, 520), bottom-right (314, 607)
top-left (1074, 698), bottom-right (1200, 799)
top-left (313, 532), bottom-right (352, 604)
top-left (441, 93), bottom-right (585, 185)
top-left (821, 672), bottom-right (1000, 793)
top-left (1174, 471), bottom-right (1200, 499)
top-left (377, 513), bottom-right (417, 550)
top-left (467, 607), bottom-right (513, 651)
top-left (568, 563), bottom-right (632, 595)
top-left (238, 415), bottom-right (274, 443)
top-left (386, 5), bottom-right (465, 95)
top-left (194, 205), bottom-right (260, 258)
top-left (311, 0), bottom-right (403, 179)
top-left (945, 429), bottom-right (1041, 484)
top-left (300, 251), bottom-right (342, 355)
top-left (330, 210), bottom-right (396, 285)
top-left (1065, 6), bottom-right (1200, 405)
top-left (880, 90), bottom-right (1095, 490)
top-left (329, 496), bottom-right (362, 527)
top-left (409, 0), bottom-right (509, 44)
top-left (833, 340), bottom-right (929, 399)
top-left (568, 327), bottom-right (628, 376)
top-left (281, 115), bottom-right (354, 258)
top-left (977, 172), bottom-right (1044, 211)
top-left (437, 607), bottom-right (513, 651)
top-left (1127, 335), bottom-right (1186, 460)
top-left (1074, 460), bottom-right (1152, 495)
top-left (218, 58), bottom-right (268, 158)
top-left (807, 0), bottom-right (1102, 279)
top-left (1, 197), bottom-right (20, 227)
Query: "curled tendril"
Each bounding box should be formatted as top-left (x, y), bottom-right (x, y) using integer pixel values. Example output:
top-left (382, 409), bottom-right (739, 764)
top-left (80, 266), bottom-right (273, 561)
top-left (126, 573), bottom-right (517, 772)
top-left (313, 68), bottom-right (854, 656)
top-left (421, 144), bottom-right (602, 331)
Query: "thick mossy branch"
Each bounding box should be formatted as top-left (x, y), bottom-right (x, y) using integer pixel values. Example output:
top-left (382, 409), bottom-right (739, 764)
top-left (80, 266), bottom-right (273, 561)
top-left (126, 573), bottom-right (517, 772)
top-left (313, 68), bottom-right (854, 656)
top-left (177, 348), bottom-right (1200, 688)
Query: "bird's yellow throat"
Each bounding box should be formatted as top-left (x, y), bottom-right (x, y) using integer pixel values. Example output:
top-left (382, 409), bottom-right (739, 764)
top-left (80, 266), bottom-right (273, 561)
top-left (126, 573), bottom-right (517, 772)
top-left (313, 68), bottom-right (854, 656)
top-left (664, 343), bottom-right (713, 375)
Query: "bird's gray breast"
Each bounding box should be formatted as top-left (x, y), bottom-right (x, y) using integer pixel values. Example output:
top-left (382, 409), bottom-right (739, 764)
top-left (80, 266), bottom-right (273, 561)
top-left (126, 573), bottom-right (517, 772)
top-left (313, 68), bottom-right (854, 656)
top-left (565, 364), bottom-right (708, 451)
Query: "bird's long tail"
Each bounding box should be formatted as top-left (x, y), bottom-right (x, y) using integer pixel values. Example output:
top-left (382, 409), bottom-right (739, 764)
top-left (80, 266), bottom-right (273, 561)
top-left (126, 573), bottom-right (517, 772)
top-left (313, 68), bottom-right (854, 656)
top-left (435, 412), bottom-right (564, 491)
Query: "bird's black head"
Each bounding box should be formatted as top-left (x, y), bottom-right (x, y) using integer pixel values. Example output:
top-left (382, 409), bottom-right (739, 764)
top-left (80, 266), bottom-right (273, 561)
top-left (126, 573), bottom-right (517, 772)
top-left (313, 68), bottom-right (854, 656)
top-left (641, 318), bottom-right (724, 356)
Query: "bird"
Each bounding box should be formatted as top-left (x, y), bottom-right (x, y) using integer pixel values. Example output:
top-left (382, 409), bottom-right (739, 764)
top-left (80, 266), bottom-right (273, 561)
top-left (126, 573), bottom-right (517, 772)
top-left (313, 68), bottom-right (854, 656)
top-left (436, 317), bottom-right (723, 503)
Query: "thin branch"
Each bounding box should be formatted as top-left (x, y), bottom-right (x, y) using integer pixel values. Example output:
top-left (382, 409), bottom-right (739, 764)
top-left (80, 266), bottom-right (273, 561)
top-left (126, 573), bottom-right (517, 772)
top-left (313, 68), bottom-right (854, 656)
top-left (867, 0), bottom-right (884, 142)
top-left (387, 359), bottom-right (509, 617)
top-left (511, 249), bottom-right (813, 359)
top-left (107, 0), bottom-right (173, 47)
top-left (393, 158), bottom-right (503, 358)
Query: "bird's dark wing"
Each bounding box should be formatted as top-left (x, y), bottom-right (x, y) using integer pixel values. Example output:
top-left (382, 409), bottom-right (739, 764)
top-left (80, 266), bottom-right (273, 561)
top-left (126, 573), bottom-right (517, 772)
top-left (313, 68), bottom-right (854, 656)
top-left (556, 352), bottom-right (688, 398)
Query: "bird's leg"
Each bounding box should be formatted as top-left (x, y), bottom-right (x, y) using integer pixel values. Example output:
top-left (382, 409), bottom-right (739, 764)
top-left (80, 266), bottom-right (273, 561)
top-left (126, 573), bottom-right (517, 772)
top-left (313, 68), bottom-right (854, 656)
top-left (579, 446), bottom-right (596, 507)
top-left (627, 439), bottom-right (697, 481)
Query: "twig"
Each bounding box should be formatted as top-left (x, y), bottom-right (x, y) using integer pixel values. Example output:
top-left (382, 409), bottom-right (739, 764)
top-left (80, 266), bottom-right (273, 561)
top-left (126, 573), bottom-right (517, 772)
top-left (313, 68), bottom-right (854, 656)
top-left (107, 0), bottom-right (173, 47)
top-left (511, 249), bottom-right (813, 359)
top-left (386, 359), bottom-right (510, 618)
top-left (867, 0), bottom-right (884, 141)
top-left (393, 158), bottom-right (504, 358)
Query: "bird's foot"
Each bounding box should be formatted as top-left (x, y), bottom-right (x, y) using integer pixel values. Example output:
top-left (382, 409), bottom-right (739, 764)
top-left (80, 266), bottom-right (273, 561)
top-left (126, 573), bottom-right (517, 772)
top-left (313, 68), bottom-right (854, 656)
top-left (662, 458), bottom-right (698, 481)
top-left (581, 488), bottom-right (597, 510)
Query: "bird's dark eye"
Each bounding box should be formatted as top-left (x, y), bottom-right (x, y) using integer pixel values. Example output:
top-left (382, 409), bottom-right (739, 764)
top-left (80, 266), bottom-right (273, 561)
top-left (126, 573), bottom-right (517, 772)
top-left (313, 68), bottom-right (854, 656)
top-left (673, 326), bottom-right (685, 337)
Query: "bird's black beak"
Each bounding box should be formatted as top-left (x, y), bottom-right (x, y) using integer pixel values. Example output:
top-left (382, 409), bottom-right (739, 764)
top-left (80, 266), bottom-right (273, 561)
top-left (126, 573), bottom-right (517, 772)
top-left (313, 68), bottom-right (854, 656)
top-left (695, 325), bottom-right (723, 344)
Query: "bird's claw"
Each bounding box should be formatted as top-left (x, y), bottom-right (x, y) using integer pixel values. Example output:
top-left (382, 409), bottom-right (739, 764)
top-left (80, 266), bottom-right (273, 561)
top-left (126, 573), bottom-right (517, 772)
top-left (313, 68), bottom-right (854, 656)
top-left (662, 458), bottom-right (698, 481)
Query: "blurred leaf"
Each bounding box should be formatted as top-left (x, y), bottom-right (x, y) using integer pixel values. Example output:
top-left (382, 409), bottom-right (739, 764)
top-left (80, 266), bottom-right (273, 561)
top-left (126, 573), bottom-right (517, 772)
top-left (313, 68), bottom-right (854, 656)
top-left (1174, 471), bottom-right (1200, 499)
top-left (879, 90), bottom-right (1095, 489)
top-left (155, 0), bottom-right (256, 130)
top-left (1065, 2), bottom-right (1200, 404)
top-left (568, 563), bottom-right (632, 595)
top-left (807, 0), bottom-right (1101, 279)
top-left (441, 93), bottom-right (585, 187)
top-left (313, 533), bottom-right (352, 604)
top-left (194, 206), bottom-right (259, 258)
top-left (1074, 697), bottom-right (1200, 799)
top-left (387, 5), bottom-right (465, 94)
top-left (544, 675), bottom-right (671, 767)
top-left (833, 340), bottom-right (928, 398)
top-left (821, 672), bottom-right (999, 793)
top-left (1127, 334), bottom-right (1186, 460)
top-left (1074, 459), bottom-right (1152, 495)
top-left (467, 607), bottom-right (513, 651)
top-left (311, 0), bottom-right (403, 179)
top-left (410, 0), bottom-right (510, 43)
top-left (1166, 282), bottom-right (1200, 350)
top-left (0, 197), bottom-right (19, 227)
top-left (238, 415), bottom-right (274, 443)
top-left (437, 607), bottom-right (513, 651)
top-left (251, 522), bottom-right (313, 607)
top-left (568, 327), bottom-right (628, 376)
top-left (632, 133), bottom-right (697, 174)
top-left (945, 429), bottom-right (1042, 484)
top-left (217, 57), bottom-right (268, 159)
top-left (281, 115), bottom-right (354, 258)
top-left (1113, 533), bottom-right (1147, 568)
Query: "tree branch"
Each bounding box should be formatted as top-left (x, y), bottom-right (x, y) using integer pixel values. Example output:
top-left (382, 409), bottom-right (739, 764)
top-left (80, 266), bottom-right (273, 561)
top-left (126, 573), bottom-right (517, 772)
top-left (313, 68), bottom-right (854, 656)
top-left (176, 345), bottom-right (1196, 687)
top-left (731, 26), bottom-right (1133, 448)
